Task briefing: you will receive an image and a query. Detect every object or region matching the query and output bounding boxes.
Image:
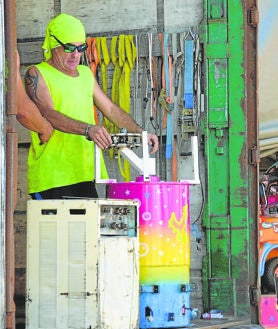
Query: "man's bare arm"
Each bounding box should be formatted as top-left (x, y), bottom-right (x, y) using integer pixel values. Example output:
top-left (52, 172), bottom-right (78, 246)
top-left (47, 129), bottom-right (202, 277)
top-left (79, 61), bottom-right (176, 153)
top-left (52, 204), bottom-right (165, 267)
top-left (16, 50), bottom-right (53, 143)
top-left (24, 66), bottom-right (112, 149)
top-left (94, 80), bottom-right (159, 153)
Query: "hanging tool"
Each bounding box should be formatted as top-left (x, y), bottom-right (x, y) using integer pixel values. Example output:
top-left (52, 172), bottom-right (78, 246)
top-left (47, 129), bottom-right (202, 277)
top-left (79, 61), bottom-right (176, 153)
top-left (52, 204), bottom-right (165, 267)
top-left (171, 32), bottom-right (183, 181)
top-left (183, 30), bottom-right (195, 135)
top-left (158, 33), bottom-right (172, 179)
top-left (145, 33), bottom-right (159, 134)
top-left (172, 32), bottom-right (187, 166)
top-left (179, 29), bottom-right (197, 156)
top-left (184, 32), bottom-right (194, 109)
top-left (158, 33), bottom-right (168, 125)
top-left (194, 33), bottom-right (202, 123)
top-left (164, 33), bottom-right (174, 160)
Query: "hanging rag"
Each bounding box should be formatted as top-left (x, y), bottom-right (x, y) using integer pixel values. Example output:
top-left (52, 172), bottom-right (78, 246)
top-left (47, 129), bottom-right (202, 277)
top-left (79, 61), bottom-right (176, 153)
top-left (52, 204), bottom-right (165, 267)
top-left (87, 37), bottom-right (99, 76)
top-left (118, 35), bottom-right (137, 181)
top-left (119, 35), bottom-right (137, 113)
top-left (96, 37), bottom-right (110, 94)
top-left (110, 35), bottom-right (121, 128)
top-left (109, 35), bottom-right (137, 181)
top-left (108, 34), bottom-right (137, 133)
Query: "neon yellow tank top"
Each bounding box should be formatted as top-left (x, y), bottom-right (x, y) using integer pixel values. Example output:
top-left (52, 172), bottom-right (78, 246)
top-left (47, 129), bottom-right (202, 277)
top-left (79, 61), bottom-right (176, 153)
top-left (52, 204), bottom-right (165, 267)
top-left (27, 62), bottom-right (108, 193)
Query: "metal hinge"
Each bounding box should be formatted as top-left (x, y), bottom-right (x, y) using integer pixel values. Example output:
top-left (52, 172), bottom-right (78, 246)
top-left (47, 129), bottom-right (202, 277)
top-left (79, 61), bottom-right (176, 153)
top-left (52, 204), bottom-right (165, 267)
top-left (248, 146), bottom-right (260, 166)
top-left (249, 285), bottom-right (259, 306)
top-left (248, 6), bottom-right (259, 28)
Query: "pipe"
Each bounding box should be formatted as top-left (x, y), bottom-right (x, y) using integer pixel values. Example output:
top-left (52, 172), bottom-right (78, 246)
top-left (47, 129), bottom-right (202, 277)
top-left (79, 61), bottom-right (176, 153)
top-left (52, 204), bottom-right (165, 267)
top-left (4, 0), bottom-right (18, 328)
top-left (0, 0), bottom-right (6, 326)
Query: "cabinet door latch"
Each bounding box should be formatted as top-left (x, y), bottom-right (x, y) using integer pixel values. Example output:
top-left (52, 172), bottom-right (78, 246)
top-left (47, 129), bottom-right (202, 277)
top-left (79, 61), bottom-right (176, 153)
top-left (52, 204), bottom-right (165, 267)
top-left (248, 6), bottom-right (259, 28)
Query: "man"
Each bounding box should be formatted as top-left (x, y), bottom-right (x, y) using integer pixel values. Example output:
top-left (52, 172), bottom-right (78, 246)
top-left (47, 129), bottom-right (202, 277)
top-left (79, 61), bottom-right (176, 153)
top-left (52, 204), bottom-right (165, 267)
top-left (25, 13), bottom-right (158, 199)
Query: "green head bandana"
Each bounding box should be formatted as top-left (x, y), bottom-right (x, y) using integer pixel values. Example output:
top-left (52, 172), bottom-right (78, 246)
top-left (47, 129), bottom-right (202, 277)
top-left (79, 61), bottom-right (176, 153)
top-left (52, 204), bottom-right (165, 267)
top-left (42, 13), bottom-right (86, 60)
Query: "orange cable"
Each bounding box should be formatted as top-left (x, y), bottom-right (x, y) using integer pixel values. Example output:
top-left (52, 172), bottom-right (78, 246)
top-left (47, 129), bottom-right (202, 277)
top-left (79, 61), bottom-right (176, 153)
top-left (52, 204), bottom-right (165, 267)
top-left (87, 37), bottom-right (99, 124)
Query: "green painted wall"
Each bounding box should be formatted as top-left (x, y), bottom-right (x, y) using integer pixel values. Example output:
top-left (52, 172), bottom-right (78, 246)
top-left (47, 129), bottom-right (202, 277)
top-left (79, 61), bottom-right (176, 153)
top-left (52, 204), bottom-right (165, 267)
top-left (201, 0), bottom-right (256, 317)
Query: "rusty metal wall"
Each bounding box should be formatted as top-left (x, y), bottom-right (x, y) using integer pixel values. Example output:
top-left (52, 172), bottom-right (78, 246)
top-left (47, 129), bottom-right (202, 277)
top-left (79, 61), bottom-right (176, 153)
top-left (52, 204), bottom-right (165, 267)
top-left (0, 0), bottom-right (5, 326)
top-left (5, 0), bottom-right (18, 327)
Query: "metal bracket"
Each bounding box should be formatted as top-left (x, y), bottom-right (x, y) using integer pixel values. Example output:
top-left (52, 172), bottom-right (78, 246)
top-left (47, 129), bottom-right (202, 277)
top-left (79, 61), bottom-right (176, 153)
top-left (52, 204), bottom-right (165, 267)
top-left (119, 131), bottom-right (156, 181)
top-left (180, 135), bottom-right (200, 185)
top-left (248, 146), bottom-right (260, 166)
top-left (95, 131), bottom-right (156, 183)
top-left (249, 285), bottom-right (259, 306)
top-left (248, 6), bottom-right (259, 28)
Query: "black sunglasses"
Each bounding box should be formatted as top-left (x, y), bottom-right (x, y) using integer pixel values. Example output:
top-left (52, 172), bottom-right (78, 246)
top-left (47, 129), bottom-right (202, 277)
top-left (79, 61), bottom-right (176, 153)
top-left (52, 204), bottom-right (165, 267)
top-left (51, 35), bottom-right (88, 53)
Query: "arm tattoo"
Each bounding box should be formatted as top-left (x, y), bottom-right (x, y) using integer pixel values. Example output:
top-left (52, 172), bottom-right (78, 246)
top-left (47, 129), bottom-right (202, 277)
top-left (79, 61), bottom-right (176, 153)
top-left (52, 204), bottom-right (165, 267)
top-left (25, 70), bottom-right (41, 102)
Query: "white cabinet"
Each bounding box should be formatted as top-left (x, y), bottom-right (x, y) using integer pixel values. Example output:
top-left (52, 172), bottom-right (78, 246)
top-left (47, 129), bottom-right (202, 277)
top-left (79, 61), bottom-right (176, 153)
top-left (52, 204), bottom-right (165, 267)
top-left (26, 199), bottom-right (139, 329)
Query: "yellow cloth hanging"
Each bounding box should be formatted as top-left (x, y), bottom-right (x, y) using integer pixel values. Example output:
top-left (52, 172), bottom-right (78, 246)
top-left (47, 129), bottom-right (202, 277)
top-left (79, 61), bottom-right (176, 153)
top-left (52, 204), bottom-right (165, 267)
top-left (118, 35), bottom-right (137, 182)
top-left (109, 34), bottom-right (137, 181)
top-left (119, 35), bottom-right (136, 114)
top-left (96, 37), bottom-right (110, 94)
top-left (109, 35), bottom-right (137, 133)
top-left (111, 36), bottom-right (121, 110)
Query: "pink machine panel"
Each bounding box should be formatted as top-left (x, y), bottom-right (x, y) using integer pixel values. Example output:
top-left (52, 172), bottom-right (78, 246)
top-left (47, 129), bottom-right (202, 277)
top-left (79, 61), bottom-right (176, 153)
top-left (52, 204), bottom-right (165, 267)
top-left (107, 175), bottom-right (190, 281)
top-left (107, 176), bottom-right (191, 328)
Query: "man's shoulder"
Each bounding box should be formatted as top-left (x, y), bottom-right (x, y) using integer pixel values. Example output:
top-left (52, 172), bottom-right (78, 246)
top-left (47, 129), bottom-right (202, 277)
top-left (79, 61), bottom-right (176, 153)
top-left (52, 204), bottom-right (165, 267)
top-left (36, 61), bottom-right (47, 68)
top-left (34, 61), bottom-right (49, 72)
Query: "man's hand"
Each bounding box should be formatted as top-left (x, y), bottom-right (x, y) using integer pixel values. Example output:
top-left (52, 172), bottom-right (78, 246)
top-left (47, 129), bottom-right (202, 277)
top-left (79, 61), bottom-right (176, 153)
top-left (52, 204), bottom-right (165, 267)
top-left (87, 125), bottom-right (113, 150)
top-left (147, 133), bottom-right (159, 154)
top-left (38, 120), bottom-right (53, 144)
